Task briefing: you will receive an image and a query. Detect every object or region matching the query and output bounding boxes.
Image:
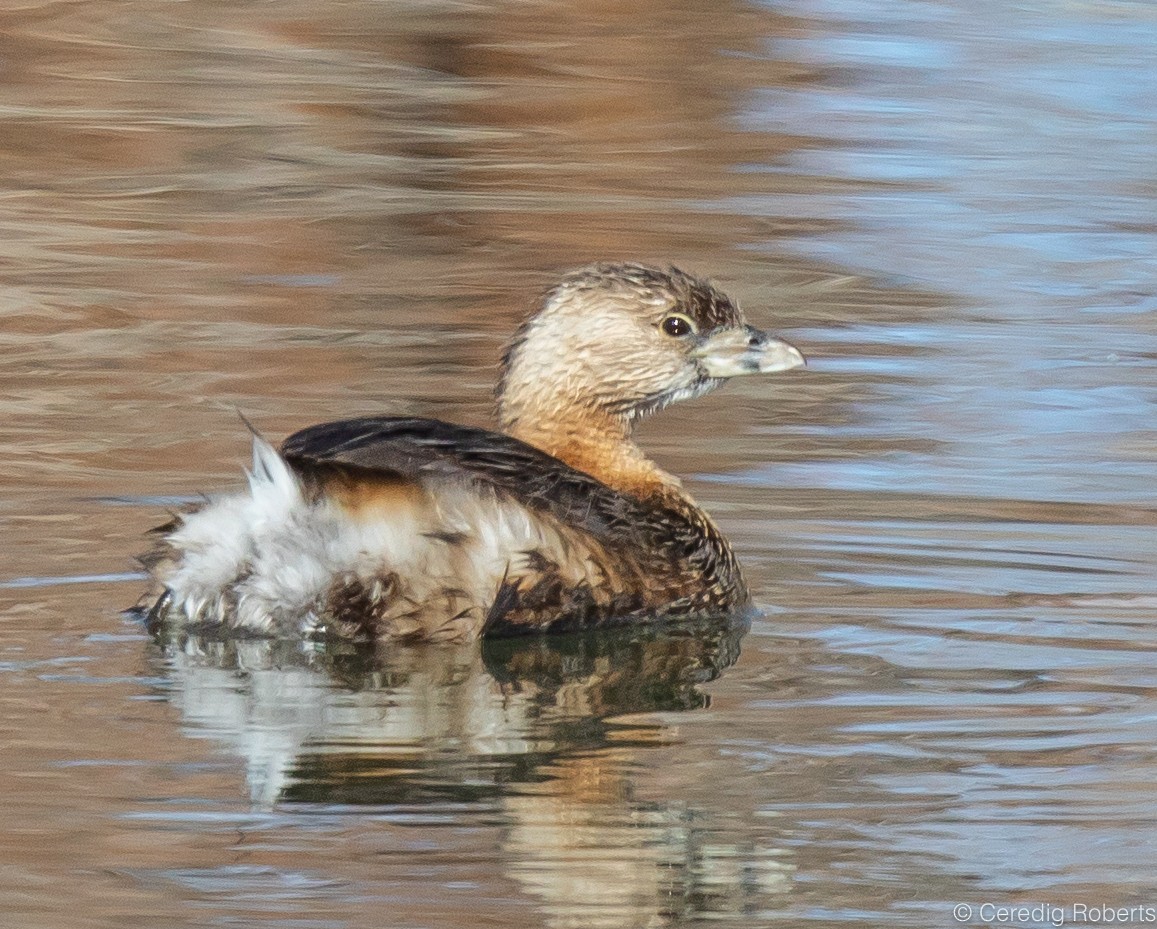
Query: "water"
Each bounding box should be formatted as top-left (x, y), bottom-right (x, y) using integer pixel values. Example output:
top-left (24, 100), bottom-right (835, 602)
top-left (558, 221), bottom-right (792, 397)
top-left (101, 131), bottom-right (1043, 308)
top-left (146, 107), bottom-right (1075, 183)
top-left (2, 0), bottom-right (1157, 926)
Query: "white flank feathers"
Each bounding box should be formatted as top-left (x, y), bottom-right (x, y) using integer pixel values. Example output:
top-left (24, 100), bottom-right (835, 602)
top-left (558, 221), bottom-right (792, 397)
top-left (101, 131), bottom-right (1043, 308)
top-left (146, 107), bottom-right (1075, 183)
top-left (154, 437), bottom-right (605, 639)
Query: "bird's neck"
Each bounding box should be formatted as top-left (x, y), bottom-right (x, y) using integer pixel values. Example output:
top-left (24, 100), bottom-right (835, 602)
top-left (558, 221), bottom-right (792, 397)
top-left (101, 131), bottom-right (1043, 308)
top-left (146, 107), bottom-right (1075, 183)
top-left (502, 403), bottom-right (682, 501)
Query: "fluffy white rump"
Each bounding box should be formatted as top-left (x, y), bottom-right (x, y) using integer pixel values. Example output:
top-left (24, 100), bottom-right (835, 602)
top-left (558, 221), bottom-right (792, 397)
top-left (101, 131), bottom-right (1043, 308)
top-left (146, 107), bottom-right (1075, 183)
top-left (157, 438), bottom-right (597, 639)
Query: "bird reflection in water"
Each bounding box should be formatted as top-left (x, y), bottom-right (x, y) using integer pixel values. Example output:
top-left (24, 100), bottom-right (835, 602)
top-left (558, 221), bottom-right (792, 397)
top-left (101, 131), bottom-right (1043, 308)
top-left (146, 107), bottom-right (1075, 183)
top-left (148, 615), bottom-right (792, 925)
top-left (151, 615), bottom-right (747, 804)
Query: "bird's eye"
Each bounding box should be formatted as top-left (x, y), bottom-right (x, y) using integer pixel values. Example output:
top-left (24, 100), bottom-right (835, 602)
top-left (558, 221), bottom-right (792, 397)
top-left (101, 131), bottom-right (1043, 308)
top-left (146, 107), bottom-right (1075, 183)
top-left (660, 313), bottom-right (696, 337)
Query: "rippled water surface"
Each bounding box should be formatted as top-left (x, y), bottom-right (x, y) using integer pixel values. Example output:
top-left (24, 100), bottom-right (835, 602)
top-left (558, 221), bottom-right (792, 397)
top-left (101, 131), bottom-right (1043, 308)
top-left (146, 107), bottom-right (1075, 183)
top-left (3, 1), bottom-right (1157, 926)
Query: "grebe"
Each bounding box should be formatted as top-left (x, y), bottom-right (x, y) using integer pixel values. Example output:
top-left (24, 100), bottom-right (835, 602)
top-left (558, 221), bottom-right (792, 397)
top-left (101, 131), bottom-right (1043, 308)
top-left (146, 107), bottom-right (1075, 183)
top-left (143, 263), bottom-right (805, 641)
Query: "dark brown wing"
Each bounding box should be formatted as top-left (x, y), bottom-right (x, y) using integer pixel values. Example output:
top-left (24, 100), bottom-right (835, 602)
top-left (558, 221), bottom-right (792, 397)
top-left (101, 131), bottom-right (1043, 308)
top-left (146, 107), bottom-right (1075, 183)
top-left (281, 416), bottom-right (646, 547)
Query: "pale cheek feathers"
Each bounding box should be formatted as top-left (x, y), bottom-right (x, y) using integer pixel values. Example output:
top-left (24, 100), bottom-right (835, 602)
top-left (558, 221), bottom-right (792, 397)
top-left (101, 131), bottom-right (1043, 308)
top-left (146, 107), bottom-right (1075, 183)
top-left (508, 310), bottom-right (690, 412)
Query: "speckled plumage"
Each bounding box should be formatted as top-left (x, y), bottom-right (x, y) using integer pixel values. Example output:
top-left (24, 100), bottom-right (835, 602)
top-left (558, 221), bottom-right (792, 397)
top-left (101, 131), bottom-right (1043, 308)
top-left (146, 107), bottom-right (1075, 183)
top-left (142, 263), bottom-right (804, 641)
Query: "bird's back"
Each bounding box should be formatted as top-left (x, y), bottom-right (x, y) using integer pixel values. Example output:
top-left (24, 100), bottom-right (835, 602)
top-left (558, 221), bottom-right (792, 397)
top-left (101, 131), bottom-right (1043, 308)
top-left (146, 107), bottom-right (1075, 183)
top-left (144, 417), bottom-right (746, 641)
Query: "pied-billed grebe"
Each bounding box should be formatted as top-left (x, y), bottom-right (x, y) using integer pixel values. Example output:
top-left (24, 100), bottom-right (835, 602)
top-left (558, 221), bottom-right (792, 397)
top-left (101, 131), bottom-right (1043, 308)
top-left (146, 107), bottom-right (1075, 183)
top-left (143, 263), bottom-right (804, 641)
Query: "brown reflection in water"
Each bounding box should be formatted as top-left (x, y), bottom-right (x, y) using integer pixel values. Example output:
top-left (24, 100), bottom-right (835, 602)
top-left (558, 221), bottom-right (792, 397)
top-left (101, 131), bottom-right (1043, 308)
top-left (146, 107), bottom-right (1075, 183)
top-left (347, 0), bottom-right (819, 267)
top-left (155, 618), bottom-right (743, 797)
top-left (145, 618), bottom-right (760, 927)
top-left (0, 0), bottom-right (818, 313)
top-left (0, 0), bottom-right (911, 507)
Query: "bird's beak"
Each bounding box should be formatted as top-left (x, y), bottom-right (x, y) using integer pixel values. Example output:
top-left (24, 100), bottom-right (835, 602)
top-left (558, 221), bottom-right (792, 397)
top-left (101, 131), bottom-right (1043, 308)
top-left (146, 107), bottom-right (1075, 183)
top-left (693, 326), bottom-right (806, 378)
